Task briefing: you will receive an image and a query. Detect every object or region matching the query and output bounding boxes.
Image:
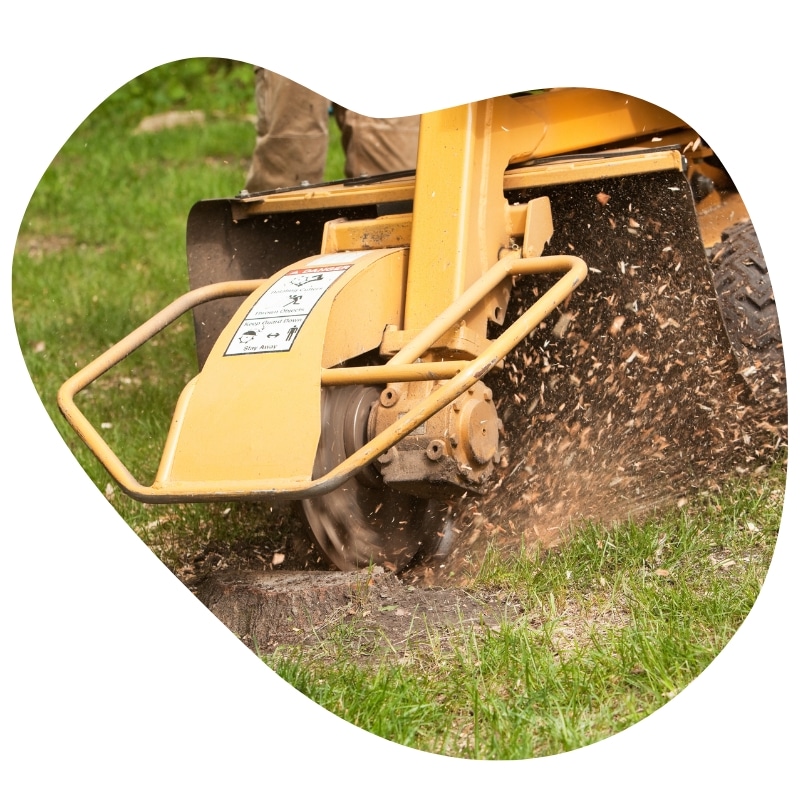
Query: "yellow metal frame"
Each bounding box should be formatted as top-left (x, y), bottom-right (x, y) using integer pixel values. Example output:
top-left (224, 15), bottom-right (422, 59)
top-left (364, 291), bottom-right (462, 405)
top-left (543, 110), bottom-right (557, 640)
top-left (58, 87), bottom-right (700, 506)
top-left (234, 88), bottom-right (689, 218)
top-left (57, 252), bottom-right (586, 502)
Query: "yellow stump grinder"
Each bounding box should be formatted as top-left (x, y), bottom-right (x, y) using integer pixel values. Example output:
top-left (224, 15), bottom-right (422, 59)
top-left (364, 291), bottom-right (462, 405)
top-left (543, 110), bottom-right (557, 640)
top-left (58, 88), bottom-right (786, 574)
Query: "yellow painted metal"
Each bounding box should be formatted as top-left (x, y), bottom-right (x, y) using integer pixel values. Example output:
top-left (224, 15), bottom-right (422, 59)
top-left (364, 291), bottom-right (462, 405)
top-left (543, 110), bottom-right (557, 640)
top-left (305, 252), bottom-right (587, 499)
top-left (233, 88), bottom-right (691, 221)
top-left (322, 249), bottom-right (407, 366)
top-left (404, 96), bottom-right (544, 333)
top-left (57, 250), bottom-right (585, 502)
top-left (522, 197), bottom-right (555, 259)
top-left (504, 147), bottom-right (684, 191)
top-left (58, 88), bottom-right (694, 507)
top-left (235, 146), bottom-right (685, 229)
top-left (508, 87), bottom-right (685, 161)
top-left (321, 361), bottom-right (470, 385)
top-left (321, 214), bottom-right (413, 254)
top-left (57, 279), bottom-right (265, 494)
top-left (155, 249), bottom-right (406, 490)
top-left (235, 173), bottom-right (415, 217)
top-left (311, 148), bottom-right (683, 262)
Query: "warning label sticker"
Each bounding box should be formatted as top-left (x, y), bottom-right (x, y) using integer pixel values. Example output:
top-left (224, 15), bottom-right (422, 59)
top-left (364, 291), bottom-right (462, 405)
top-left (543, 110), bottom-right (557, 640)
top-left (224, 261), bottom-right (352, 356)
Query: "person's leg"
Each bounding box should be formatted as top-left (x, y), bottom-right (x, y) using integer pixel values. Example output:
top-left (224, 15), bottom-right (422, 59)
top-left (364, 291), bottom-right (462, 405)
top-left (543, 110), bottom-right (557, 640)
top-left (336, 108), bottom-right (420, 178)
top-left (244, 68), bottom-right (330, 191)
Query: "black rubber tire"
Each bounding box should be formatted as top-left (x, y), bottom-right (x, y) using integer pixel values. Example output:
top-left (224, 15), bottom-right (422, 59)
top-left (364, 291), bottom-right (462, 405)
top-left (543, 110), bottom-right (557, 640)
top-left (708, 220), bottom-right (785, 395)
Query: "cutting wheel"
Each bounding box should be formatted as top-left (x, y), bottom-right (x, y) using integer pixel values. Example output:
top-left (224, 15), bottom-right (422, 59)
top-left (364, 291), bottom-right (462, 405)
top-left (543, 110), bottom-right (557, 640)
top-left (300, 384), bottom-right (451, 572)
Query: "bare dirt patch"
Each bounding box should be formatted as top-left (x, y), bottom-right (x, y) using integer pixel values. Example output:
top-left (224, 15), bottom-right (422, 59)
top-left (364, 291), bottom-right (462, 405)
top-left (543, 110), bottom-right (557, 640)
top-left (176, 203), bottom-right (786, 657)
top-left (15, 233), bottom-right (74, 259)
top-left (195, 567), bottom-right (515, 658)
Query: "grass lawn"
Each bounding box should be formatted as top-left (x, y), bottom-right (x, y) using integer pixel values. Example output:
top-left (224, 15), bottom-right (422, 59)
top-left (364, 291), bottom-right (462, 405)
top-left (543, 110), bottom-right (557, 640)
top-left (265, 469), bottom-right (783, 758)
top-left (10, 57), bottom-right (787, 761)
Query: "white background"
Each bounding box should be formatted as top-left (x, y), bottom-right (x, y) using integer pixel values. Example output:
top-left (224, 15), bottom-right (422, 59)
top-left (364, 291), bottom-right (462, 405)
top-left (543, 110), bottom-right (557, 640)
top-left (2, 4), bottom-right (795, 797)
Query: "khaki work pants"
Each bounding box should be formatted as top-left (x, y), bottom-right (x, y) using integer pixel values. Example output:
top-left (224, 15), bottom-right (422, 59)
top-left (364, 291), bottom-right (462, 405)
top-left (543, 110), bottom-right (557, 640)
top-left (244, 68), bottom-right (420, 192)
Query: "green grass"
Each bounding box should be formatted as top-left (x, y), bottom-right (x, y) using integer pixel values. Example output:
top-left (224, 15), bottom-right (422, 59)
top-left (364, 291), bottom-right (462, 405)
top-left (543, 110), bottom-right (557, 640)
top-left (10, 57), bottom-right (786, 761)
top-left (12, 57), bottom-right (347, 563)
top-left (266, 467), bottom-right (783, 758)
top-left (14, 59), bottom-right (342, 477)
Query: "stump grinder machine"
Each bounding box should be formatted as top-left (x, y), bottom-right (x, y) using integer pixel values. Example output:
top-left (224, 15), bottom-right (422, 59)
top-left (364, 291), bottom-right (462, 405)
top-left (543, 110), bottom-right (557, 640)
top-left (58, 88), bottom-right (783, 573)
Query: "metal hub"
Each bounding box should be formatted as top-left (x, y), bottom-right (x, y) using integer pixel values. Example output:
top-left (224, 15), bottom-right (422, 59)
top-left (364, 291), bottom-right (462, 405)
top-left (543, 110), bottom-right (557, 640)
top-left (369, 380), bottom-right (502, 498)
top-left (300, 384), bottom-right (451, 572)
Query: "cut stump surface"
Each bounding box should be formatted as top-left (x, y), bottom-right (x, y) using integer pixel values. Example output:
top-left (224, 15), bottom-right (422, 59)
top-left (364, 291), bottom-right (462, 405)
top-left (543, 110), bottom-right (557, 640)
top-left (196, 568), bottom-right (508, 655)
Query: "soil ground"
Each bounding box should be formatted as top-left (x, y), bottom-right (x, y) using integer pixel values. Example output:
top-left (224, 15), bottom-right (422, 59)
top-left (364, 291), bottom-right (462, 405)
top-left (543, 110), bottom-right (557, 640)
top-left (195, 567), bottom-right (516, 657)
top-left (181, 213), bottom-right (787, 656)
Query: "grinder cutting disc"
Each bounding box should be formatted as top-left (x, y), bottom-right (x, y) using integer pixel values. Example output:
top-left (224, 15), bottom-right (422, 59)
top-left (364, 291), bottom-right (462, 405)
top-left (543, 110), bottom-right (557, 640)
top-left (300, 384), bottom-right (452, 571)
